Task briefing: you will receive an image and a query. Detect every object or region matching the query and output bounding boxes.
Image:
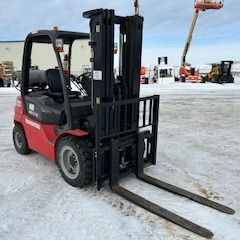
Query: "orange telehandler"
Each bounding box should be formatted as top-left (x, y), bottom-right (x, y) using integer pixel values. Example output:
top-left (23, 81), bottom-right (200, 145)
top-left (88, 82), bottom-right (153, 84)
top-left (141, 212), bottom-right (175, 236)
top-left (180, 0), bottom-right (224, 82)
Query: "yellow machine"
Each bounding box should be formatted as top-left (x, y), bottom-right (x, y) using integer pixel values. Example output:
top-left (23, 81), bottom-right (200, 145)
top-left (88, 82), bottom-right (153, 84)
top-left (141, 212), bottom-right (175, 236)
top-left (205, 61), bottom-right (234, 83)
top-left (206, 63), bottom-right (220, 80)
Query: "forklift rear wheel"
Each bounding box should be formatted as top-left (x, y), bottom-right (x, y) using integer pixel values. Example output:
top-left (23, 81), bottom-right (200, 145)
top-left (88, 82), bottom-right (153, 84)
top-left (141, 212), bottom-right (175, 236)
top-left (13, 125), bottom-right (31, 155)
top-left (56, 136), bottom-right (93, 188)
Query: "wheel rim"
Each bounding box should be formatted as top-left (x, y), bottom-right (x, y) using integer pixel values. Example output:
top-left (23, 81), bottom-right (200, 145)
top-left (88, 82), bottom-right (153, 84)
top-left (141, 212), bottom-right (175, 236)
top-left (59, 146), bottom-right (80, 180)
top-left (15, 132), bottom-right (23, 149)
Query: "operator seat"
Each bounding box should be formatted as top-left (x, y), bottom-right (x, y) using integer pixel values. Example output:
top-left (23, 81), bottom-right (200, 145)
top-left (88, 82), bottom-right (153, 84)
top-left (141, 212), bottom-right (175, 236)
top-left (24, 69), bottom-right (66, 125)
top-left (45, 69), bottom-right (63, 100)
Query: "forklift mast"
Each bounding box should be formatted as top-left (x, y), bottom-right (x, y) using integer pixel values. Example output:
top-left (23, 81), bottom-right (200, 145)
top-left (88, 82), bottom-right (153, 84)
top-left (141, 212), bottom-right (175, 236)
top-left (81, 11), bottom-right (235, 236)
top-left (83, 8), bottom-right (143, 105)
top-left (83, 9), bottom-right (159, 189)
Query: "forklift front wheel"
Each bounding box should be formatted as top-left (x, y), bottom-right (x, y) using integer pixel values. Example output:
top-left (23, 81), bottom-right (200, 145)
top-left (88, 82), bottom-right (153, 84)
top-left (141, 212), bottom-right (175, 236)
top-left (13, 125), bottom-right (31, 155)
top-left (56, 136), bottom-right (93, 188)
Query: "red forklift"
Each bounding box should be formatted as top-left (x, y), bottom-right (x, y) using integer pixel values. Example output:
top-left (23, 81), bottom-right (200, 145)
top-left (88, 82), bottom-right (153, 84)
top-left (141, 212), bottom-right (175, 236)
top-left (13, 8), bottom-right (234, 238)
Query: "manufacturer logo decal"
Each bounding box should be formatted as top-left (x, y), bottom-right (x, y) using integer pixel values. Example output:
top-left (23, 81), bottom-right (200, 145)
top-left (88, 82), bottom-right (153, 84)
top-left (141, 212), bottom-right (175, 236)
top-left (25, 118), bottom-right (40, 130)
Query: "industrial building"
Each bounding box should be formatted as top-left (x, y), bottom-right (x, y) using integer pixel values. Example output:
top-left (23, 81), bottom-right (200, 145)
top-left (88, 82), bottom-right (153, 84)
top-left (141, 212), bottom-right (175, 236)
top-left (0, 39), bottom-right (91, 75)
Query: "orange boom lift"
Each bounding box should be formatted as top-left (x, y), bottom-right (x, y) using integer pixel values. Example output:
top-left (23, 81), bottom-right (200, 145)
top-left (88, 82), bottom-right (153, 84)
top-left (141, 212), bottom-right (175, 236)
top-left (180, 0), bottom-right (224, 82)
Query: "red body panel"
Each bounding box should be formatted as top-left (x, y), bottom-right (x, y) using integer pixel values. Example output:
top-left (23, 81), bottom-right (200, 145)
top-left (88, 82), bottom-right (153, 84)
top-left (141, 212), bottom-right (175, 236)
top-left (14, 96), bottom-right (24, 123)
top-left (186, 75), bottom-right (201, 82)
top-left (194, 1), bottom-right (223, 11)
top-left (22, 116), bottom-right (57, 160)
top-left (14, 96), bottom-right (89, 161)
top-left (179, 66), bottom-right (190, 77)
top-left (180, 67), bottom-right (201, 82)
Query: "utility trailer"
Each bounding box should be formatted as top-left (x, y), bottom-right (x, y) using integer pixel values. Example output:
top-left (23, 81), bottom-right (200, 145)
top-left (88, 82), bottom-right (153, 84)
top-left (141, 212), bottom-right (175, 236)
top-left (13, 8), bottom-right (234, 238)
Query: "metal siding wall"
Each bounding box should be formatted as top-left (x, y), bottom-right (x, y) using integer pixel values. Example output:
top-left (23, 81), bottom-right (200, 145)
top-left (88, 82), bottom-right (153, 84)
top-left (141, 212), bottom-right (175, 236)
top-left (31, 43), bottom-right (58, 69)
top-left (0, 42), bottom-right (24, 70)
top-left (0, 40), bottom-right (91, 75)
top-left (71, 40), bottom-right (91, 75)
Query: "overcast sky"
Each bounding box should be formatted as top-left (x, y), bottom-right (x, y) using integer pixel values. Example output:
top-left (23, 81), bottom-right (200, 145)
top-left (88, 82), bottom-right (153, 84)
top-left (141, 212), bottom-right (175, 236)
top-left (1, 0), bottom-right (239, 66)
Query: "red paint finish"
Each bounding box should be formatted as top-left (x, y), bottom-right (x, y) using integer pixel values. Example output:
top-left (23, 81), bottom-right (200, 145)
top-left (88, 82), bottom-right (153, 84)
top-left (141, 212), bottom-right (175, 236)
top-left (14, 96), bottom-right (24, 124)
top-left (14, 95), bottom-right (89, 161)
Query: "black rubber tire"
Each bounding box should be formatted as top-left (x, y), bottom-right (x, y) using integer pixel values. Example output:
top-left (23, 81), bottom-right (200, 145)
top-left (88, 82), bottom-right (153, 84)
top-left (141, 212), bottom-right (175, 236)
top-left (227, 78), bottom-right (234, 83)
top-left (211, 75), bottom-right (218, 83)
top-left (180, 76), bottom-right (185, 82)
top-left (13, 125), bottom-right (31, 155)
top-left (56, 136), bottom-right (93, 188)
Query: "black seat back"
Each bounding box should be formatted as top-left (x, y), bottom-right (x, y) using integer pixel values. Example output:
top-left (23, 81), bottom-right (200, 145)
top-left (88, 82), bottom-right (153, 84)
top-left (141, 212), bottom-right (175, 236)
top-left (46, 69), bottom-right (63, 97)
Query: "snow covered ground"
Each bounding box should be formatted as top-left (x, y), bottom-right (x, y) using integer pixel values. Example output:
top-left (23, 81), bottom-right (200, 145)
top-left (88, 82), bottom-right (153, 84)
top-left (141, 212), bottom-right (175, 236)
top-left (0, 79), bottom-right (240, 240)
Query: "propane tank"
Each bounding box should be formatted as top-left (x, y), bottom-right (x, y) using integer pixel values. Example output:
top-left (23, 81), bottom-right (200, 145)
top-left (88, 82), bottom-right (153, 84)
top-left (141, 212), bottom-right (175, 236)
top-left (12, 70), bottom-right (46, 86)
top-left (63, 54), bottom-right (70, 74)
